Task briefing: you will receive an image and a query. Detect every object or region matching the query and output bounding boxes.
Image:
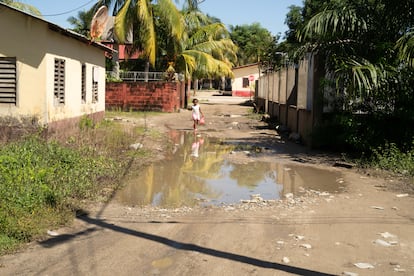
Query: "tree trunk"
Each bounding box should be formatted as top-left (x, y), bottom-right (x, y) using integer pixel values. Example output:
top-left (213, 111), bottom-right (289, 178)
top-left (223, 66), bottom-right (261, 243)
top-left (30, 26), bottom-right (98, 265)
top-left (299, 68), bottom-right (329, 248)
top-left (144, 61), bottom-right (150, 82)
top-left (111, 43), bottom-right (120, 80)
top-left (187, 78), bottom-right (192, 102)
top-left (193, 78), bottom-right (198, 96)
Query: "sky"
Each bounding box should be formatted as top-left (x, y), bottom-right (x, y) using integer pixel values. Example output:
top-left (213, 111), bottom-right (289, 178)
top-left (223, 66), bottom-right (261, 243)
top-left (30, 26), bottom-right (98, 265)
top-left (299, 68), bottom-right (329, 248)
top-left (22, 0), bottom-right (303, 38)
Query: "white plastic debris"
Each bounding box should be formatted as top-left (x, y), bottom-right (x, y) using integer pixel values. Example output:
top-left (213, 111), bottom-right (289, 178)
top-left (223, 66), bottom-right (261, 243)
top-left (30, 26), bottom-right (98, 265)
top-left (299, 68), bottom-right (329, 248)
top-left (47, 230), bottom-right (59, 236)
top-left (300, 243), bottom-right (312, 249)
top-left (343, 272), bottom-right (359, 276)
top-left (282, 257), bottom-right (290, 263)
top-left (285, 193), bottom-right (294, 199)
top-left (380, 232), bottom-right (397, 239)
top-left (354, 263), bottom-right (374, 269)
top-left (396, 194), bottom-right (409, 198)
top-left (374, 239), bottom-right (392, 246)
top-left (294, 235), bottom-right (305, 241)
top-left (129, 143), bottom-right (143, 150)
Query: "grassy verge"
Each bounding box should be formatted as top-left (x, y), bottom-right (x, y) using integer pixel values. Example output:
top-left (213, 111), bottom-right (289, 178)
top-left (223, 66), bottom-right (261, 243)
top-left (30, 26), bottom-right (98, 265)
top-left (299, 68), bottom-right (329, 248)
top-left (370, 142), bottom-right (414, 177)
top-left (0, 114), bottom-right (162, 255)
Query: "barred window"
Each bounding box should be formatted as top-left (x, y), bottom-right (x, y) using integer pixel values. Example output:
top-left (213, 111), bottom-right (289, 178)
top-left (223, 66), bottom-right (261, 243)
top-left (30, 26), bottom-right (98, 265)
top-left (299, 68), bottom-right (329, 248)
top-left (54, 58), bottom-right (65, 105)
top-left (242, 77), bottom-right (249, 88)
top-left (92, 67), bottom-right (98, 103)
top-left (0, 57), bottom-right (17, 104)
top-left (81, 63), bottom-right (86, 103)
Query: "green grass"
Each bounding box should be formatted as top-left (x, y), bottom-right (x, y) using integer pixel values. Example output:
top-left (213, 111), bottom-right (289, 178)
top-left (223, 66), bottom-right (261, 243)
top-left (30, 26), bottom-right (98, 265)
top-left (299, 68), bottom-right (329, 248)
top-left (370, 142), bottom-right (414, 176)
top-left (0, 113), bottom-right (162, 254)
top-left (0, 137), bottom-right (117, 248)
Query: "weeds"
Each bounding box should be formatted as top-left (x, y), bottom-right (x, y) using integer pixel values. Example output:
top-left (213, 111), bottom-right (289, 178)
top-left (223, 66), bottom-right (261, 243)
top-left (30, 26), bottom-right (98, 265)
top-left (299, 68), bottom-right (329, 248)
top-left (371, 142), bottom-right (414, 176)
top-left (0, 113), bottom-right (162, 254)
top-left (0, 137), bottom-right (117, 252)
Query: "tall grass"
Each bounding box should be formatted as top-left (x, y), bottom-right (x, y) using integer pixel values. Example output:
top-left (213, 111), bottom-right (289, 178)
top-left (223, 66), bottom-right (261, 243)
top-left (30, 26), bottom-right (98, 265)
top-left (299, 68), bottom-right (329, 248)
top-left (0, 115), bottom-right (159, 254)
top-left (371, 142), bottom-right (414, 176)
top-left (0, 137), bottom-right (117, 251)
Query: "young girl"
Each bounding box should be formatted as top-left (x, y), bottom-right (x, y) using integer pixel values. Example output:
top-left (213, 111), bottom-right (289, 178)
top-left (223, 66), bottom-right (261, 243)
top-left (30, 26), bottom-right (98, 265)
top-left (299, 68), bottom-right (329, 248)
top-left (191, 98), bottom-right (204, 131)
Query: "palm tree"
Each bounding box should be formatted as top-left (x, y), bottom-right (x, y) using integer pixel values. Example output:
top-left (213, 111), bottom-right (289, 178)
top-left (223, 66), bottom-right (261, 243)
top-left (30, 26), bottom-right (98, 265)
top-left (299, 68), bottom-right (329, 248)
top-left (0, 0), bottom-right (41, 16)
top-left (289, 0), bottom-right (414, 152)
top-left (396, 30), bottom-right (414, 68)
top-left (94, 0), bottom-right (184, 79)
top-left (178, 22), bottom-right (237, 95)
top-left (173, 0), bottom-right (237, 95)
top-left (67, 9), bottom-right (94, 37)
top-left (297, 0), bottom-right (414, 113)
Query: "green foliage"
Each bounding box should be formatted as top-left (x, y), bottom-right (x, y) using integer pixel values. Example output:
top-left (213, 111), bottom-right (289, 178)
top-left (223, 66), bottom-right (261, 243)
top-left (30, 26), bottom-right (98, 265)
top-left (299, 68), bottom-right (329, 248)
top-left (0, 234), bottom-right (19, 255)
top-left (0, 131), bottom-right (125, 253)
top-left (67, 9), bottom-right (94, 37)
top-left (311, 112), bottom-right (414, 154)
top-left (105, 75), bottom-right (123, 83)
top-left (371, 142), bottom-right (414, 176)
top-left (1, 0), bottom-right (42, 16)
top-left (230, 23), bottom-right (278, 68)
top-left (79, 115), bottom-right (95, 130)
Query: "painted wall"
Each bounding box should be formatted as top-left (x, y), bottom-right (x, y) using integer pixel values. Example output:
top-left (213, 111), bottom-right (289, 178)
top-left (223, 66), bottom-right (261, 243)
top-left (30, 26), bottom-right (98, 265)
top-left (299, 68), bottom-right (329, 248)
top-left (232, 64), bottom-right (260, 97)
top-left (256, 56), bottom-right (318, 145)
top-left (0, 4), bottom-right (106, 128)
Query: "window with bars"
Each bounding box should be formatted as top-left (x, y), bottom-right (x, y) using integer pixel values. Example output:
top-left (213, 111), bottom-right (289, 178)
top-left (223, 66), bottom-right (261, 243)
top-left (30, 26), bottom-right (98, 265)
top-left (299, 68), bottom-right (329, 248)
top-left (242, 77), bottom-right (249, 88)
top-left (81, 63), bottom-right (86, 103)
top-left (0, 57), bottom-right (17, 105)
top-left (54, 58), bottom-right (65, 105)
top-left (92, 67), bottom-right (98, 103)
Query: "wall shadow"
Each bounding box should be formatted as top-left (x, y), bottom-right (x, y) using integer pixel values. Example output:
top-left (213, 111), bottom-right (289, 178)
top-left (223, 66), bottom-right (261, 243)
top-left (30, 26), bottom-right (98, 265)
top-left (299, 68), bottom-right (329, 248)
top-left (40, 214), bottom-right (336, 276)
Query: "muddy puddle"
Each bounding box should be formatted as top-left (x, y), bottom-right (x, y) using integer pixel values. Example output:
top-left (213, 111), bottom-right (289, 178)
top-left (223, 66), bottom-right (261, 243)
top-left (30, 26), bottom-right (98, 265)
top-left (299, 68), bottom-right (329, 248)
top-left (114, 131), bottom-right (345, 207)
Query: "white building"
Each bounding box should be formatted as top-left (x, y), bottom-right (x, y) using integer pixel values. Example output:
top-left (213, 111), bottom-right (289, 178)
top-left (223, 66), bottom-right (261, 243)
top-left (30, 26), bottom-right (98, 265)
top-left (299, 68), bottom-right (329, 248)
top-left (0, 3), bottom-right (112, 132)
top-left (231, 63), bottom-right (260, 97)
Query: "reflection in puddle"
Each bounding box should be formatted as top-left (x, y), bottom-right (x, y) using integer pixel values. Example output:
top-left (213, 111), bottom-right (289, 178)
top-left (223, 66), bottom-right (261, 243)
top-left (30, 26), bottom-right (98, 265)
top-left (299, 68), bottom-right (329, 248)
top-left (114, 131), bottom-right (345, 207)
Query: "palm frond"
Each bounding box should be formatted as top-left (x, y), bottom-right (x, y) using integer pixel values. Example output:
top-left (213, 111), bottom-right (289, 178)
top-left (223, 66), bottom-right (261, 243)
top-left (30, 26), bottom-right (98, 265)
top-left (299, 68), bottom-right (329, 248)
top-left (183, 50), bottom-right (233, 78)
top-left (177, 53), bottom-right (196, 79)
top-left (157, 0), bottom-right (185, 41)
top-left (334, 58), bottom-right (385, 97)
top-left (137, 0), bottom-right (156, 65)
top-left (299, 7), bottom-right (367, 42)
top-left (396, 31), bottom-right (414, 67)
top-left (114, 0), bottom-right (133, 43)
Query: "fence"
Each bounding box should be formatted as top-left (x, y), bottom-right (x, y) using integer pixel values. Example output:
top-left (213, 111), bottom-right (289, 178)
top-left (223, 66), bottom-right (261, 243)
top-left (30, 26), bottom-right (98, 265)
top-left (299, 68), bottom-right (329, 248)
top-left (256, 53), bottom-right (324, 145)
top-left (107, 71), bottom-right (166, 81)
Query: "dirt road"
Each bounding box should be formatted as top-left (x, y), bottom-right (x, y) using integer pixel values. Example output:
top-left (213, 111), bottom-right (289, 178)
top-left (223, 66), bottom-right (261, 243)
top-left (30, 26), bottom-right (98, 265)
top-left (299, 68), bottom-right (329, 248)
top-left (1, 91), bottom-right (413, 275)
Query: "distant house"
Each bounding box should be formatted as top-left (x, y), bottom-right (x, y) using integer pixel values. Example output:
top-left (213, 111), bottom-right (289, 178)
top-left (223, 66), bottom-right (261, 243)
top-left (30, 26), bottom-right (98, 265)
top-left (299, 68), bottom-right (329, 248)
top-left (231, 63), bottom-right (260, 97)
top-left (0, 3), bottom-right (112, 133)
top-left (101, 16), bottom-right (140, 61)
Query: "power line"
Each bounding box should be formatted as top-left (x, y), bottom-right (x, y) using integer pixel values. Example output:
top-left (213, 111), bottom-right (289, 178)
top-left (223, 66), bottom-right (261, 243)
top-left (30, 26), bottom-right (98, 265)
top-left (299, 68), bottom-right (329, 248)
top-left (41, 0), bottom-right (97, 17)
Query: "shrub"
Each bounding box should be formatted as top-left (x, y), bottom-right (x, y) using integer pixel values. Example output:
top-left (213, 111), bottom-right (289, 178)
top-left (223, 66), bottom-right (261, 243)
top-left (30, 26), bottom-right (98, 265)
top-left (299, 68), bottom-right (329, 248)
top-left (371, 141), bottom-right (414, 176)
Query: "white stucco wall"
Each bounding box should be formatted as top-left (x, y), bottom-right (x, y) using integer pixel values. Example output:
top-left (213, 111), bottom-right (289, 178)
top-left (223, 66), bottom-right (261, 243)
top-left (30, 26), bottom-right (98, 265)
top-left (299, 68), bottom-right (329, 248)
top-left (232, 64), bottom-right (260, 93)
top-left (0, 4), bottom-right (106, 125)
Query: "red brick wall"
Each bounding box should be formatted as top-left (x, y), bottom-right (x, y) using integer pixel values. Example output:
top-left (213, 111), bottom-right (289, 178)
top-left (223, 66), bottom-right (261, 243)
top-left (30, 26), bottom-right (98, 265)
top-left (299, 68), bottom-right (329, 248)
top-left (106, 82), bottom-right (183, 112)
